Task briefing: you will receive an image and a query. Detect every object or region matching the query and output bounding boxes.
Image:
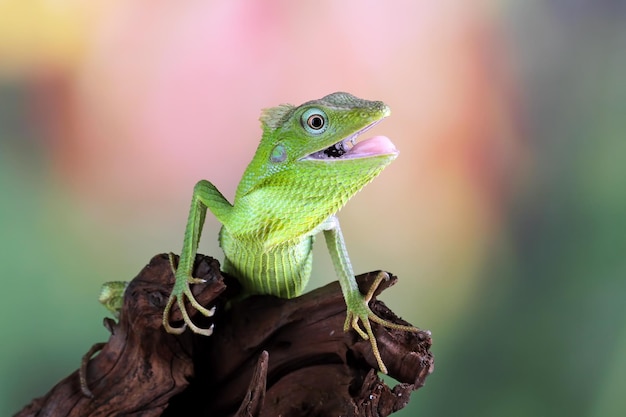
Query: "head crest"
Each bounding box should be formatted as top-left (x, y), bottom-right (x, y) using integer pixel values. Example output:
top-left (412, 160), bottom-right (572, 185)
top-left (259, 104), bottom-right (295, 130)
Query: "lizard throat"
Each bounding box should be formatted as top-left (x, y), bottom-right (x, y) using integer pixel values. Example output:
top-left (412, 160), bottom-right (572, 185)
top-left (303, 120), bottom-right (397, 160)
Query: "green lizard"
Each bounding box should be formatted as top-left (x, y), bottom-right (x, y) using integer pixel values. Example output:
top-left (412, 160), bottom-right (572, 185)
top-left (102, 92), bottom-right (417, 373)
top-left (164, 91), bottom-right (417, 373)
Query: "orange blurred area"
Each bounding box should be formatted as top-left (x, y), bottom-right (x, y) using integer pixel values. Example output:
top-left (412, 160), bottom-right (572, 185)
top-left (0, 0), bottom-right (103, 75)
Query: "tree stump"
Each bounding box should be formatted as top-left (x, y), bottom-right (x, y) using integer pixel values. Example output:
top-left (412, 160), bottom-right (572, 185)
top-left (15, 254), bottom-right (434, 417)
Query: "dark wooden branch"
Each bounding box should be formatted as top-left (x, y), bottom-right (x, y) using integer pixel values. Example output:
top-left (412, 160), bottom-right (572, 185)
top-left (16, 254), bottom-right (434, 417)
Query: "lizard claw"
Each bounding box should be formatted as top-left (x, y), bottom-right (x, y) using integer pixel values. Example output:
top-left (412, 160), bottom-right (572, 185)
top-left (344, 271), bottom-right (419, 374)
top-left (163, 254), bottom-right (215, 336)
top-left (163, 280), bottom-right (216, 336)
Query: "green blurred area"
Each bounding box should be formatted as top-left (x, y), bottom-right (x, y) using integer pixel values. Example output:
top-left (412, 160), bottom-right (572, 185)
top-left (0, 86), bottom-right (121, 410)
top-left (1, 2), bottom-right (626, 416)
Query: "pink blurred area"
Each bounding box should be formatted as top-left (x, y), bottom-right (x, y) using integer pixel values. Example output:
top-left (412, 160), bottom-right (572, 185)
top-left (17, 2), bottom-right (519, 192)
top-left (2, 0), bottom-right (521, 316)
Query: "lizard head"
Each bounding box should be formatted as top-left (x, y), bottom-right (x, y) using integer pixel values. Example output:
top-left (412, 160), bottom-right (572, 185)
top-left (236, 92), bottom-right (398, 225)
top-left (258, 92), bottom-right (398, 166)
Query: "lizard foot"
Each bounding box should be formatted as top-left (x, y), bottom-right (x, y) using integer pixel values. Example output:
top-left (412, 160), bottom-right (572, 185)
top-left (162, 253), bottom-right (216, 336)
top-left (344, 271), bottom-right (419, 374)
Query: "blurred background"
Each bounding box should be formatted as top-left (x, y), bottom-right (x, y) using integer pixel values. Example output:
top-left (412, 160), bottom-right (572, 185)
top-left (1, 1), bottom-right (624, 415)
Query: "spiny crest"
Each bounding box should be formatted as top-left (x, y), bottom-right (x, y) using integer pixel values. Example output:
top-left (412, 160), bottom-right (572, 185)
top-left (259, 104), bottom-right (295, 130)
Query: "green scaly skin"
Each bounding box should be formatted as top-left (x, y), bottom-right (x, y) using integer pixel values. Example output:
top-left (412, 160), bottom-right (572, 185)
top-left (102, 92), bottom-right (418, 373)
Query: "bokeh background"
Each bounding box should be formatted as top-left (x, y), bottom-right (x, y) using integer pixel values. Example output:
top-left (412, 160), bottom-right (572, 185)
top-left (1, 1), bottom-right (625, 415)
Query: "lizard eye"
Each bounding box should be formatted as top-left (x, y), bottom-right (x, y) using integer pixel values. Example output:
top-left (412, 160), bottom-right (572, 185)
top-left (301, 108), bottom-right (328, 134)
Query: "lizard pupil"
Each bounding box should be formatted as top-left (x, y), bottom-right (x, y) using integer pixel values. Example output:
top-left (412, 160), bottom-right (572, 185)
top-left (307, 114), bottom-right (324, 130)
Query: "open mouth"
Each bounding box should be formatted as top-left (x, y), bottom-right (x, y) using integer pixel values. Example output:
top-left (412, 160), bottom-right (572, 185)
top-left (303, 120), bottom-right (397, 160)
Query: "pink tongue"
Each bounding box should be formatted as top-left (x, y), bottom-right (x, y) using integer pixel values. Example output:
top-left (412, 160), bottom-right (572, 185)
top-left (348, 136), bottom-right (398, 158)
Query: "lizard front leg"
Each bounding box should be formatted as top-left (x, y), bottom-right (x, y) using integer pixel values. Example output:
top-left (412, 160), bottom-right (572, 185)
top-left (163, 180), bottom-right (233, 335)
top-left (322, 216), bottom-right (418, 374)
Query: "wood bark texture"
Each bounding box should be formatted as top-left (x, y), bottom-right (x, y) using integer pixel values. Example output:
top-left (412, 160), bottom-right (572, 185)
top-left (16, 254), bottom-right (434, 417)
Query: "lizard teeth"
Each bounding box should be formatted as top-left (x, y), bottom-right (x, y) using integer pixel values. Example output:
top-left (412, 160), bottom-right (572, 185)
top-left (345, 136), bottom-right (356, 151)
top-left (321, 141), bottom-right (347, 158)
top-left (316, 135), bottom-right (356, 159)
